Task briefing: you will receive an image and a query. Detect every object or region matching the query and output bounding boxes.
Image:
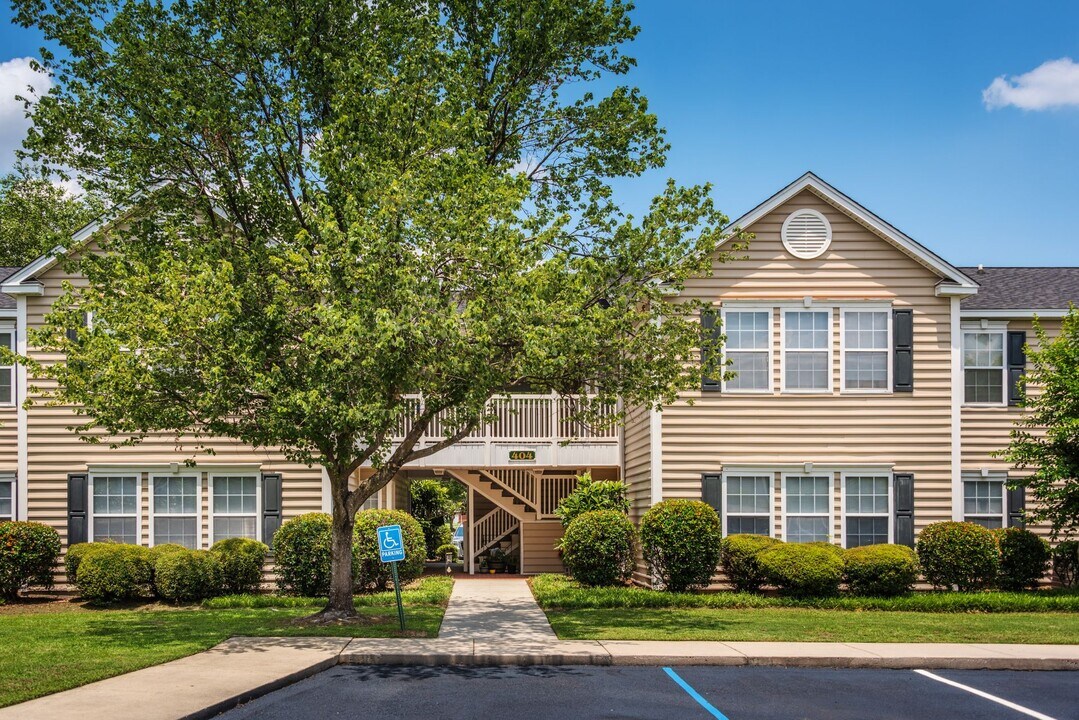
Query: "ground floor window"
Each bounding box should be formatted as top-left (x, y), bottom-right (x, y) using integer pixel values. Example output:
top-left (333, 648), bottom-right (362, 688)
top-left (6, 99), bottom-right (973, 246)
top-left (784, 475), bottom-right (832, 543)
top-left (963, 474), bottom-right (1005, 529)
top-left (152, 475), bottom-right (199, 548)
top-left (0, 475), bottom-right (13, 520)
top-left (724, 474), bottom-right (771, 535)
top-left (844, 475), bottom-right (890, 547)
top-left (92, 474), bottom-right (139, 543)
top-left (212, 474), bottom-right (258, 543)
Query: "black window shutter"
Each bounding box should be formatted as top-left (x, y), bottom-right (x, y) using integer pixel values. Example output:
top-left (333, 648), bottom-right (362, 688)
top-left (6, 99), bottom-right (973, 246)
top-left (65, 312), bottom-right (88, 343)
top-left (67, 473), bottom-right (89, 545)
top-left (701, 473), bottom-right (722, 518)
top-left (893, 473), bottom-right (915, 547)
top-left (701, 309), bottom-right (721, 392)
top-left (893, 309), bottom-right (914, 392)
top-left (261, 473), bottom-right (283, 545)
top-left (1007, 331), bottom-right (1027, 406)
top-left (1007, 486), bottom-right (1026, 528)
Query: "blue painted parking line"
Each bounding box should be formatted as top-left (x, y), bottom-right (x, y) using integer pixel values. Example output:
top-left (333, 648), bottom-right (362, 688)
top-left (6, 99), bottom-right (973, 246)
top-left (662, 667), bottom-right (730, 720)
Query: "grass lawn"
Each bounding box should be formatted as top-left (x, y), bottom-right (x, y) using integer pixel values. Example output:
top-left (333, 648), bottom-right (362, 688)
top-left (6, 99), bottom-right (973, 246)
top-left (0, 575), bottom-right (452, 708)
top-left (532, 575), bottom-right (1079, 644)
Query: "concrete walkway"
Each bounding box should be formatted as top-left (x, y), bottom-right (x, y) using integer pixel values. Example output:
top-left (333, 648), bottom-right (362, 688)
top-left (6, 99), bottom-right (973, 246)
top-left (439, 578), bottom-right (557, 642)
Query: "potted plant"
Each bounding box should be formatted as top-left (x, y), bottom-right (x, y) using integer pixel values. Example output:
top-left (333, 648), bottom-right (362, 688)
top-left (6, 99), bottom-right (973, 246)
top-left (488, 548), bottom-right (506, 573)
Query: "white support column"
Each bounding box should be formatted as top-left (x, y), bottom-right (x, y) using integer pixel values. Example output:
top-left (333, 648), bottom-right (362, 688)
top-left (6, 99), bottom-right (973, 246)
top-left (468, 485), bottom-right (475, 575)
top-left (16, 296), bottom-right (28, 521)
top-left (950, 296), bottom-right (964, 521)
top-left (649, 408), bottom-right (663, 507)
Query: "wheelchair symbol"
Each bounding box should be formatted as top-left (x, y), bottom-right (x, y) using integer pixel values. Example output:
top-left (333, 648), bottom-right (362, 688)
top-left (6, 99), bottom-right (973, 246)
top-left (380, 534), bottom-right (400, 549)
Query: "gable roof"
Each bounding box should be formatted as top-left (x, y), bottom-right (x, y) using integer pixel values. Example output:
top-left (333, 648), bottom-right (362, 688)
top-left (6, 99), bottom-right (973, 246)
top-left (0, 267), bottom-right (19, 310)
top-left (960, 267), bottom-right (1079, 312)
top-left (725, 172), bottom-right (979, 294)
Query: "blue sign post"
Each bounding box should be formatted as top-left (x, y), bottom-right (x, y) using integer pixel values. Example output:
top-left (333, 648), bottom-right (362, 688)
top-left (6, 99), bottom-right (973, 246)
top-left (377, 525), bottom-right (406, 631)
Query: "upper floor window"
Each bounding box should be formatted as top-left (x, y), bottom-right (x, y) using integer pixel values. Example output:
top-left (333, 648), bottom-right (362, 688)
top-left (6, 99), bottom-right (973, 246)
top-left (842, 311), bottom-right (890, 392)
top-left (723, 310), bottom-right (771, 392)
top-left (963, 331), bottom-right (1005, 405)
top-left (783, 310), bottom-right (831, 392)
top-left (0, 323), bottom-right (13, 406)
top-left (92, 474), bottom-right (139, 544)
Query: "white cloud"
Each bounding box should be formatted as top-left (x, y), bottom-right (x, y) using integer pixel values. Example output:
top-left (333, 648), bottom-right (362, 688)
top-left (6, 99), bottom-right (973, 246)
top-left (0, 56), bottom-right (52, 171)
top-left (983, 57), bottom-right (1079, 111)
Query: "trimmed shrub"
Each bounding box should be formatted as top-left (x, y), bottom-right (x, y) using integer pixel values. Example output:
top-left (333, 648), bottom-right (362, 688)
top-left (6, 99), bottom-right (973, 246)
top-left (75, 544), bottom-right (154, 602)
top-left (994, 528), bottom-right (1051, 590)
top-left (273, 512), bottom-right (334, 596)
top-left (1053, 540), bottom-right (1079, 588)
top-left (154, 549), bottom-right (223, 603)
top-left (719, 534), bottom-right (782, 592)
top-left (560, 511), bottom-right (637, 587)
top-left (435, 543), bottom-right (459, 561)
top-left (916, 521), bottom-right (1000, 591)
top-left (640, 500), bottom-right (723, 592)
top-left (210, 537), bottom-right (268, 594)
top-left (0, 521), bottom-right (62, 600)
top-left (757, 543), bottom-right (844, 597)
top-left (843, 544), bottom-right (919, 597)
top-left (353, 509), bottom-right (425, 591)
top-left (150, 543), bottom-right (188, 561)
top-left (65, 541), bottom-right (116, 583)
top-left (554, 473), bottom-right (629, 528)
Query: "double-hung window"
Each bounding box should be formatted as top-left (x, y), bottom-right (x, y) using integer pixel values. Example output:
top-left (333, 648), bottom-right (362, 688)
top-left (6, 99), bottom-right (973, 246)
top-left (963, 331), bottom-right (1005, 405)
top-left (212, 475), bottom-right (258, 543)
top-left (963, 474), bottom-right (1005, 529)
top-left (0, 323), bottom-right (14, 406)
top-left (842, 310), bottom-right (889, 391)
top-left (152, 475), bottom-right (199, 548)
top-left (92, 474), bottom-right (139, 543)
top-left (724, 475), bottom-right (772, 535)
top-left (0, 474), bottom-right (13, 520)
top-left (844, 475), bottom-right (890, 547)
top-left (784, 475), bottom-right (831, 542)
top-left (783, 310), bottom-right (831, 391)
top-left (723, 310), bottom-right (771, 391)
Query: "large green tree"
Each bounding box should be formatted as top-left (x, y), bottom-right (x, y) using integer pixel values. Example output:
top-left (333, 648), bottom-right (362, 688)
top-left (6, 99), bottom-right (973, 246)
top-left (1000, 306), bottom-right (1079, 539)
top-left (13, 0), bottom-right (742, 616)
top-left (0, 173), bottom-right (100, 267)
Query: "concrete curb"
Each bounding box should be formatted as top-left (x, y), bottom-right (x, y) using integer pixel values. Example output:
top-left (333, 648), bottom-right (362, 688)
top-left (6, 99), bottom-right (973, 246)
top-left (178, 655), bottom-right (341, 720)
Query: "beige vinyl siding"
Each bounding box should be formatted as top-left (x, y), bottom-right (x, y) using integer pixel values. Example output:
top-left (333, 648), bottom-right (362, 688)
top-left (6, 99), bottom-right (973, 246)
top-left (621, 404), bottom-right (652, 522)
top-left (521, 520), bottom-right (564, 574)
top-left (23, 256), bottom-right (324, 556)
top-left (961, 317), bottom-right (1059, 538)
top-left (0, 407), bottom-right (15, 473)
top-left (662, 188), bottom-right (956, 540)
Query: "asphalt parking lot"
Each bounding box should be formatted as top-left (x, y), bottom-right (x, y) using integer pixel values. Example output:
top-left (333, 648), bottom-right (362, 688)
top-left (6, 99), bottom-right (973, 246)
top-left (218, 664), bottom-right (1079, 720)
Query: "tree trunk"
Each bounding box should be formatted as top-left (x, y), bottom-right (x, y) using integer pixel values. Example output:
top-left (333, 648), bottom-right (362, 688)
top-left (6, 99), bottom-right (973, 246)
top-left (318, 470), bottom-right (357, 620)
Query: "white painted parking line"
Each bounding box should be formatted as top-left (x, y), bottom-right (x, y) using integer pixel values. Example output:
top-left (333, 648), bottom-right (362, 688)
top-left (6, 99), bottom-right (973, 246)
top-left (913, 669), bottom-right (1058, 720)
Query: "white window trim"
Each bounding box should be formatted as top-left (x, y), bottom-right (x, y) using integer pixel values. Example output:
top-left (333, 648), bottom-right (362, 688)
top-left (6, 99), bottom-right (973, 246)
top-left (148, 471), bottom-right (203, 549)
top-left (780, 307), bottom-right (834, 394)
top-left (961, 472), bottom-right (1008, 528)
top-left (839, 306), bottom-right (893, 395)
top-left (961, 321), bottom-right (1008, 407)
top-left (839, 472), bottom-right (894, 549)
top-left (209, 471), bottom-right (263, 544)
top-left (0, 320), bottom-right (15, 408)
top-left (720, 471), bottom-right (775, 537)
top-left (720, 306), bottom-right (774, 394)
top-left (0, 473), bottom-right (14, 521)
top-left (780, 473), bottom-right (836, 544)
top-left (88, 470), bottom-right (143, 544)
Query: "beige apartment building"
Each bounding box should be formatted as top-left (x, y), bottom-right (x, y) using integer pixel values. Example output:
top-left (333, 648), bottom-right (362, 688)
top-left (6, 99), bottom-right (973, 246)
top-left (1, 172), bottom-right (1076, 579)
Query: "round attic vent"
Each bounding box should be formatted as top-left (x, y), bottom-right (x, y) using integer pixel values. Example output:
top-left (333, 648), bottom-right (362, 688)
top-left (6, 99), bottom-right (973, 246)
top-left (781, 209), bottom-right (832, 259)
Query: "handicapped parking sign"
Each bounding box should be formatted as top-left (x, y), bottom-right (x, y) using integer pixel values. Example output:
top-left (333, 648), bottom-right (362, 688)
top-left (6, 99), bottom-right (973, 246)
top-left (377, 524), bottom-right (406, 563)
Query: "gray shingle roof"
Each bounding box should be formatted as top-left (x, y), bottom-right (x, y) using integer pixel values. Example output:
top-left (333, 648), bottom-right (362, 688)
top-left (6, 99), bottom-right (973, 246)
top-left (0, 267), bottom-right (20, 310)
top-left (960, 267), bottom-right (1079, 311)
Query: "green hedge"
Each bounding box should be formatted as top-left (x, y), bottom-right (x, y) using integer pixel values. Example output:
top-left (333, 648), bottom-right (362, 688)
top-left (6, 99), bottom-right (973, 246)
top-left (640, 500), bottom-right (722, 592)
top-left (353, 509), bottom-right (425, 591)
top-left (0, 521), bottom-right (62, 600)
top-left (554, 474), bottom-right (629, 528)
top-left (560, 510), bottom-right (637, 587)
top-left (434, 543), bottom-right (459, 561)
top-left (153, 549), bottom-right (223, 602)
top-left (210, 537), bottom-right (268, 594)
top-left (757, 542), bottom-right (844, 597)
top-left (74, 544), bottom-right (154, 602)
top-left (719, 534), bottom-right (781, 592)
top-left (916, 521), bottom-right (1000, 591)
top-left (843, 544), bottom-right (919, 597)
top-left (1054, 541), bottom-right (1079, 588)
top-left (994, 528), bottom-right (1050, 591)
top-left (273, 513), bottom-right (336, 596)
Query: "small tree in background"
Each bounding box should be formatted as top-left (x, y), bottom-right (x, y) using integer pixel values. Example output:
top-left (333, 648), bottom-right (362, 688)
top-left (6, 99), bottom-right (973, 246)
top-left (0, 173), bottom-right (101, 267)
top-left (410, 479), bottom-right (461, 559)
top-left (999, 306), bottom-right (1079, 539)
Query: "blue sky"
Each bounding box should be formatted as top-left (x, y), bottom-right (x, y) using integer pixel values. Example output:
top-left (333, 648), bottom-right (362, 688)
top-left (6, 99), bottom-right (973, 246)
top-left (1, 0), bottom-right (1077, 265)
